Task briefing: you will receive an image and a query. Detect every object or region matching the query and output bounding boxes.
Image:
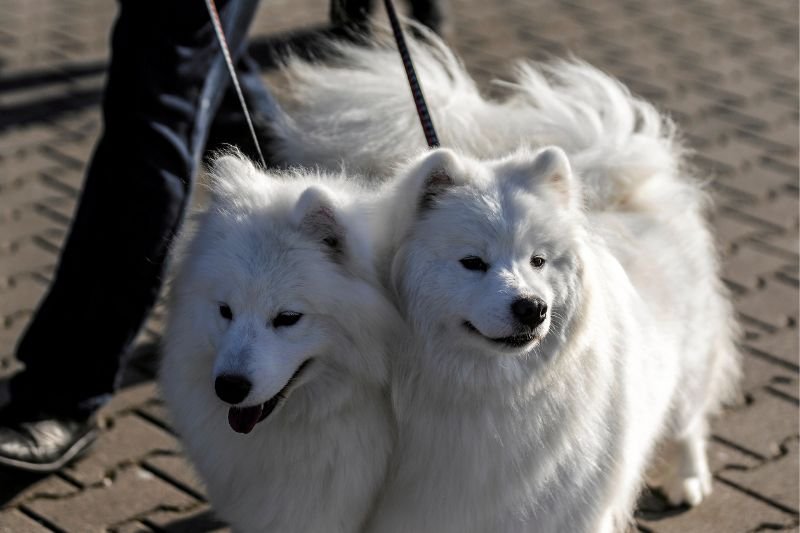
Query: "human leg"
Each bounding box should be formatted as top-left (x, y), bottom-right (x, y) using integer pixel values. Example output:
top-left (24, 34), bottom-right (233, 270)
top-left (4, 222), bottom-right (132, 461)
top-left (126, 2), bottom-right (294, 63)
top-left (0, 0), bottom-right (262, 471)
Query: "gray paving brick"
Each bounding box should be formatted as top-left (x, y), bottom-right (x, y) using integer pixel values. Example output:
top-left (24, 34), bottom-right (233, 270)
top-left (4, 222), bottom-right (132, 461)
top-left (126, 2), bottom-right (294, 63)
top-left (0, 126), bottom-right (63, 156)
top-left (142, 504), bottom-right (230, 533)
top-left (723, 243), bottom-right (791, 290)
top-left (0, 509), bottom-right (51, 533)
top-left (0, 241), bottom-right (56, 278)
top-left (0, 206), bottom-right (61, 239)
top-left (708, 438), bottom-right (761, 474)
top-left (711, 210), bottom-right (772, 250)
top-left (0, 475), bottom-right (77, 511)
top-left (25, 467), bottom-right (196, 533)
top-left (639, 481), bottom-right (796, 532)
top-left (736, 279), bottom-right (799, 329)
top-left (718, 438), bottom-right (799, 514)
top-left (143, 454), bottom-right (206, 500)
top-left (739, 350), bottom-right (799, 394)
top-left (135, 401), bottom-right (173, 432)
top-left (112, 521), bottom-right (154, 533)
top-left (0, 278), bottom-right (46, 318)
top-left (99, 381), bottom-right (160, 418)
top-left (713, 390), bottom-right (799, 459)
top-left (751, 232), bottom-right (800, 262)
top-left (0, 176), bottom-right (66, 210)
top-left (63, 414), bottom-right (180, 486)
top-left (734, 195), bottom-right (800, 234)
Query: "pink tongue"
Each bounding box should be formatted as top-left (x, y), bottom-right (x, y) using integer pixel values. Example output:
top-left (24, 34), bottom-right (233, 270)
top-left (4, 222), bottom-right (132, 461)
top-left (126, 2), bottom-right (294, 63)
top-left (228, 405), bottom-right (263, 434)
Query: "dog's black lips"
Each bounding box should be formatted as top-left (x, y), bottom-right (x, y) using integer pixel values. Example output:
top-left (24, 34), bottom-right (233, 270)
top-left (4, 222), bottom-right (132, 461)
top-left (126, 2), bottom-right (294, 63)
top-left (227, 359), bottom-right (312, 434)
top-left (463, 321), bottom-right (536, 348)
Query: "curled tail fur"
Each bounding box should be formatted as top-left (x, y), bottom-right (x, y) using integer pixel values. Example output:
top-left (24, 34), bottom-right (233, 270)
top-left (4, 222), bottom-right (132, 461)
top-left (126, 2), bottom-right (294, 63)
top-left (269, 26), bottom-right (689, 212)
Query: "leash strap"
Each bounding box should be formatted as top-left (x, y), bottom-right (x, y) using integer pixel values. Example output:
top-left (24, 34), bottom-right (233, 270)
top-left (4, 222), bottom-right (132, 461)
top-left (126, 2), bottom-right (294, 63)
top-left (383, 0), bottom-right (440, 148)
top-left (205, 0), bottom-right (267, 167)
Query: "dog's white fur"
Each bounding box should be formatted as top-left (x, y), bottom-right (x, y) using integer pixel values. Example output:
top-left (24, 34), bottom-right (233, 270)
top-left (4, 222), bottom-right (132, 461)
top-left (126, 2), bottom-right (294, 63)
top-left (267, 32), bottom-right (739, 532)
top-left (159, 155), bottom-right (402, 533)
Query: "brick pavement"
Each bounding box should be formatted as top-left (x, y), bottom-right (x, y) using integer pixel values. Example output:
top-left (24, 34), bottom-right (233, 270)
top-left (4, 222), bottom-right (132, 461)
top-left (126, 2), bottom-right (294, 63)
top-left (0, 0), bottom-right (797, 531)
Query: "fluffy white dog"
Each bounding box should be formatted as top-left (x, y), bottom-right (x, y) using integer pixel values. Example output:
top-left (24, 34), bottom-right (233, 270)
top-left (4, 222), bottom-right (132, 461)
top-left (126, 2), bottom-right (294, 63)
top-left (159, 155), bottom-right (402, 533)
top-left (266, 33), bottom-right (740, 532)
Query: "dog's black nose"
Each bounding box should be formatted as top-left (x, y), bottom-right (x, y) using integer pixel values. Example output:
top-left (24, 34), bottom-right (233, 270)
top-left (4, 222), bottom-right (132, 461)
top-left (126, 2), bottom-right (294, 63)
top-left (215, 374), bottom-right (252, 404)
top-left (511, 297), bottom-right (547, 328)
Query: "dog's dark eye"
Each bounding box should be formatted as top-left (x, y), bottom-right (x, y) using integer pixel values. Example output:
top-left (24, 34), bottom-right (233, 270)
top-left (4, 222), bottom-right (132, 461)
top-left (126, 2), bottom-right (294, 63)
top-left (219, 304), bottom-right (233, 320)
top-left (272, 312), bottom-right (303, 328)
top-left (531, 256), bottom-right (546, 268)
top-left (460, 256), bottom-right (489, 272)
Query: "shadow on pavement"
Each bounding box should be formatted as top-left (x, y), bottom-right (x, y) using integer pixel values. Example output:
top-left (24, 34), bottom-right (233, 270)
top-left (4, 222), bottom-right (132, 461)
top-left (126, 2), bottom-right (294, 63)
top-left (158, 508), bottom-right (228, 532)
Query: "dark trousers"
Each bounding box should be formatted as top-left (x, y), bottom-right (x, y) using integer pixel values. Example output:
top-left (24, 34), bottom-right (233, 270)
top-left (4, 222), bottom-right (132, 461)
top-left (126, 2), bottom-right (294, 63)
top-left (10, 0), bottom-right (274, 415)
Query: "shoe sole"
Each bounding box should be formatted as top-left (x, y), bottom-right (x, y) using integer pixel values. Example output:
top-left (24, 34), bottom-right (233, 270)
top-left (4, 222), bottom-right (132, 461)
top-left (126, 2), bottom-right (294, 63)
top-left (0, 427), bottom-right (99, 474)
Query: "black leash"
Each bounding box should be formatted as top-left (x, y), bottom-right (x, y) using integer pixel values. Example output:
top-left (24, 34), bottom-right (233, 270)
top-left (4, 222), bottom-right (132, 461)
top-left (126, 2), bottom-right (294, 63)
top-left (383, 0), bottom-right (440, 148)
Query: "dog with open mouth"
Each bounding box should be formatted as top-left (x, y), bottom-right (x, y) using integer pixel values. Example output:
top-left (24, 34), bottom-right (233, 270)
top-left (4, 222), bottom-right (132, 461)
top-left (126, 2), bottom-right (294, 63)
top-left (159, 153), bottom-right (402, 533)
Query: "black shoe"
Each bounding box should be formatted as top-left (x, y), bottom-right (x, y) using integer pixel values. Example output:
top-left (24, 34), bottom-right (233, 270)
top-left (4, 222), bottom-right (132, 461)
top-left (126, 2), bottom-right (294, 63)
top-left (0, 404), bottom-right (98, 473)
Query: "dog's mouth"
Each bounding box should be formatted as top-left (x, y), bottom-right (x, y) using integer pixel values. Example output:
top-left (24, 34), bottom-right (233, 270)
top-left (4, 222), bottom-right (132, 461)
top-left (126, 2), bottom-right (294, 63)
top-left (227, 359), bottom-right (312, 434)
top-left (463, 321), bottom-right (537, 348)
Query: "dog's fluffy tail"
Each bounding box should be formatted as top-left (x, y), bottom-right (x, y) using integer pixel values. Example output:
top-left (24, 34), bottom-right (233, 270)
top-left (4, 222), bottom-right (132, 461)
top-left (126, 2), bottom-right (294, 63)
top-left (269, 28), bottom-right (497, 177)
top-left (270, 27), bottom-right (693, 211)
top-left (501, 59), bottom-right (693, 213)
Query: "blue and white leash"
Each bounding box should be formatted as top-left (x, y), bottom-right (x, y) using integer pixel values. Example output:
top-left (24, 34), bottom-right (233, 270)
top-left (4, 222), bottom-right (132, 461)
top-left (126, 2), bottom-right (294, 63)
top-left (204, 0), bottom-right (267, 167)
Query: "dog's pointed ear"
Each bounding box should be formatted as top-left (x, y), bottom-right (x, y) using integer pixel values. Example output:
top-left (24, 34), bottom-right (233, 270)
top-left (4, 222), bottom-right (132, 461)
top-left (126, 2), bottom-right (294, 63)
top-left (514, 146), bottom-right (578, 209)
top-left (405, 148), bottom-right (464, 210)
top-left (292, 186), bottom-right (345, 253)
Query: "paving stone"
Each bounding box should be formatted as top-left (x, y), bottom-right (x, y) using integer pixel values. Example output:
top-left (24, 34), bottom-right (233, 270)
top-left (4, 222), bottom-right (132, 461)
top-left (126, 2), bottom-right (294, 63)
top-left (708, 438), bottom-right (762, 474)
top-left (734, 195), bottom-right (800, 233)
top-left (99, 381), bottom-right (160, 417)
top-left (0, 509), bottom-right (51, 533)
top-left (767, 375), bottom-right (799, 403)
top-left (740, 350), bottom-right (800, 393)
top-left (142, 504), bottom-right (230, 533)
top-left (135, 401), bottom-right (173, 432)
top-left (718, 438), bottom-right (799, 514)
top-left (711, 210), bottom-right (772, 250)
top-left (143, 454), bottom-right (207, 500)
top-left (0, 177), bottom-right (65, 212)
top-left (723, 243), bottom-right (791, 289)
top-left (32, 197), bottom-right (76, 227)
top-left (0, 240), bottom-right (56, 278)
top-left (751, 232), bottom-right (800, 262)
top-left (716, 167), bottom-right (794, 201)
top-left (712, 390), bottom-right (800, 459)
top-left (112, 521), bottom-right (154, 533)
top-left (637, 481), bottom-right (796, 533)
top-left (41, 140), bottom-right (93, 169)
top-left (0, 302), bottom-right (31, 354)
top-left (0, 209), bottom-right (60, 243)
top-left (0, 125), bottom-right (63, 156)
top-left (25, 467), bottom-right (196, 533)
top-left (63, 414), bottom-right (180, 486)
top-left (39, 164), bottom-right (84, 191)
top-left (0, 278), bottom-right (46, 318)
top-left (0, 475), bottom-right (77, 511)
top-left (736, 279), bottom-right (799, 329)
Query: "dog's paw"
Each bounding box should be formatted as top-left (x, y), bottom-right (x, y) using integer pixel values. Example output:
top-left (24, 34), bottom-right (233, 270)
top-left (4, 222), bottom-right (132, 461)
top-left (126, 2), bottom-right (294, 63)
top-left (663, 473), bottom-right (712, 507)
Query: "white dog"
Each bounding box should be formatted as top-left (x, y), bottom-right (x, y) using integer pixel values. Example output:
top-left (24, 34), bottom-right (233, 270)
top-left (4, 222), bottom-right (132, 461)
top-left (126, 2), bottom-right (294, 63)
top-left (159, 155), bottom-right (402, 533)
top-left (266, 32), bottom-right (740, 532)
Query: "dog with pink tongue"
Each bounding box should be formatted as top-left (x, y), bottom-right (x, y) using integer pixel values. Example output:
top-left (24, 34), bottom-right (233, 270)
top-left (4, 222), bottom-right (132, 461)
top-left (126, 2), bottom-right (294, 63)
top-left (159, 154), bottom-right (401, 533)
